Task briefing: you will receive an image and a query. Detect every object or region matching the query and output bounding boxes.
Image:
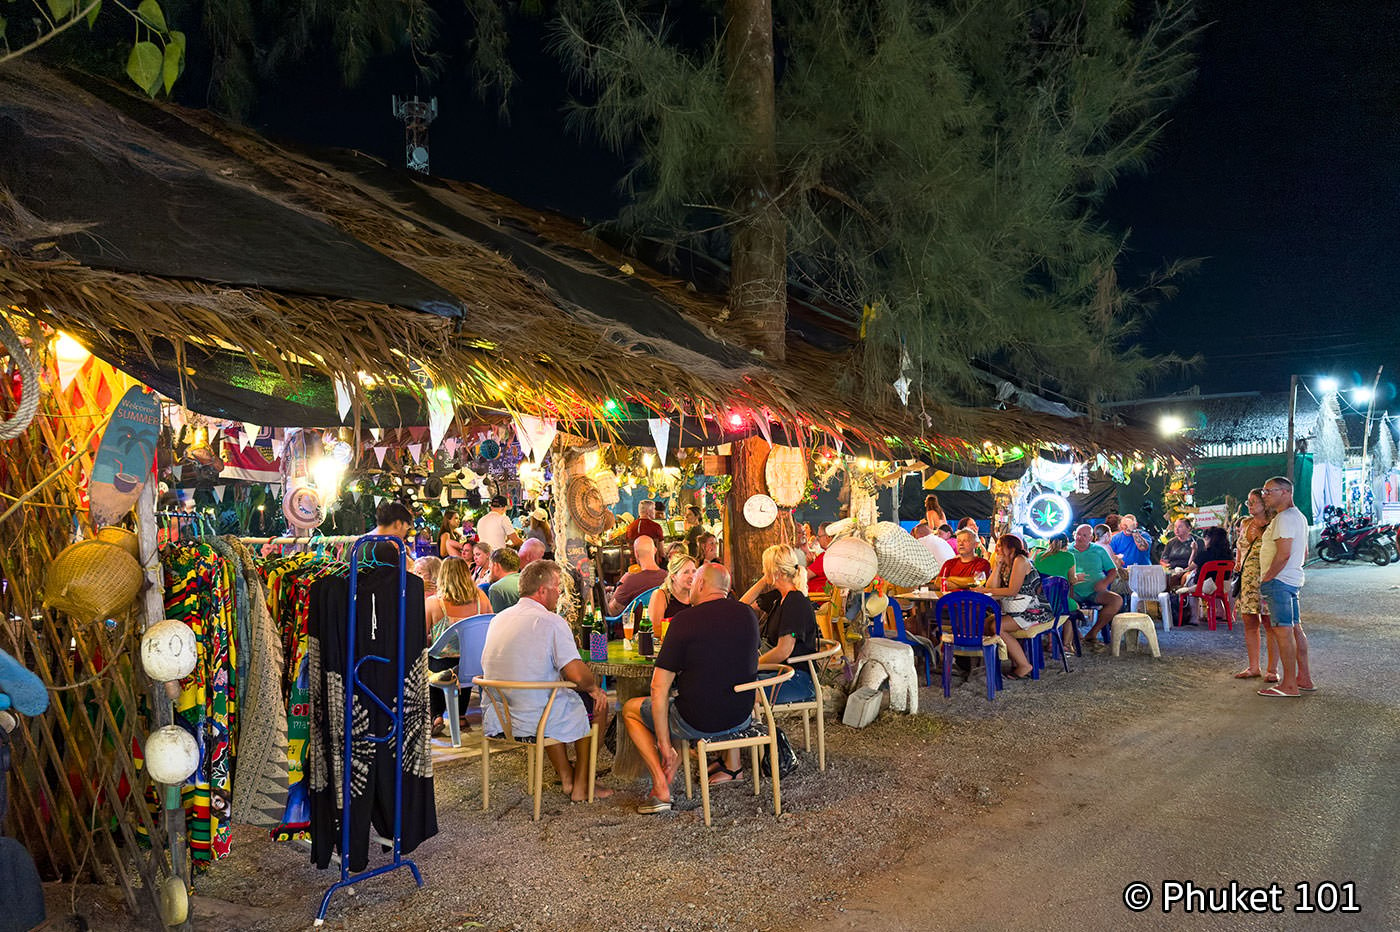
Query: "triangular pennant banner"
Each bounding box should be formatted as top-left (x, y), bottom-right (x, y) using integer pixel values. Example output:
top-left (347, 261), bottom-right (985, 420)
top-left (212, 485), bottom-right (226, 503)
top-left (349, 488), bottom-right (360, 503)
top-left (427, 389), bottom-right (453, 453)
top-left (55, 354), bottom-right (86, 391)
top-left (369, 427), bottom-right (383, 443)
top-left (374, 446), bottom-right (388, 467)
top-left (514, 415), bottom-right (558, 465)
top-left (408, 443), bottom-right (423, 464)
top-left (270, 434), bottom-right (286, 461)
top-left (374, 495), bottom-right (385, 507)
top-left (333, 377), bottom-right (352, 423)
top-left (167, 407), bottom-right (184, 436)
top-left (647, 417), bottom-right (672, 467)
top-left (754, 413), bottom-right (773, 447)
top-left (243, 422), bottom-right (261, 446)
top-left (443, 437), bottom-right (460, 457)
top-left (408, 427), bottom-right (428, 443)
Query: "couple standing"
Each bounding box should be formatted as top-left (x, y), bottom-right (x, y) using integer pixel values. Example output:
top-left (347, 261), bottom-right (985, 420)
top-left (1238, 476), bottom-right (1315, 698)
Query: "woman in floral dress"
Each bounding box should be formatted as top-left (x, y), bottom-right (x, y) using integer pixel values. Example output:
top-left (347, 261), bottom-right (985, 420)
top-left (1233, 488), bottom-right (1278, 682)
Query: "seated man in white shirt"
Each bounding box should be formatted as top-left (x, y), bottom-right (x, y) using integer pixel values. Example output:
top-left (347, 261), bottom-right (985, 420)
top-left (479, 560), bottom-right (612, 802)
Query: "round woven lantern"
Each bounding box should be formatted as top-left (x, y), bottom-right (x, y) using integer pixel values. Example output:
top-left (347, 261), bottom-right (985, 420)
top-left (764, 446), bottom-right (808, 508)
top-left (43, 539), bottom-right (143, 623)
top-left (567, 476), bottom-right (612, 536)
top-left (144, 725), bottom-right (199, 785)
top-left (823, 536), bottom-right (879, 591)
top-left (141, 618), bottom-right (198, 683)
top-left (282, 484), bottom-right (324, 531)
top-left (867, 521), bottom-right (943, 587)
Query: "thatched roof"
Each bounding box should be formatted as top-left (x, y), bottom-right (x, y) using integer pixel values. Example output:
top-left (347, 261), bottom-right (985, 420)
top-left (0, 64), bottom-right (1175, 457)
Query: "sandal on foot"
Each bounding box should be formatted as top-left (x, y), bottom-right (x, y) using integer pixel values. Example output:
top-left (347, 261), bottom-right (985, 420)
top-left (1257, 686), bottom-right (1300, 698)
top-left (1264, 673), bottom-right (1280, 683)
top-left (1234, 669), bottom-right (1262, 679)
top-left (1298, 684), bottom-right (1318, 692)
top-left (1005, 669), bottom-right (1032, 681)
top-left (708, 766), bottom-right (744, 786)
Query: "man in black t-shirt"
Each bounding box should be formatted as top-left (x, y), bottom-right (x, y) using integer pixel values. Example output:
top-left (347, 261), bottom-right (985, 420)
top-left (622, 563), bottom-right (759, 814)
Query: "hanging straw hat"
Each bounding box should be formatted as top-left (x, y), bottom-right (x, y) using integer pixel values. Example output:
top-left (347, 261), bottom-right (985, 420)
top-left (566, 476), bottom-right (610, 536)
top-left (43, 539), bottom-right (143, 623)
top-left (282, 485), bottom-right (324, 531)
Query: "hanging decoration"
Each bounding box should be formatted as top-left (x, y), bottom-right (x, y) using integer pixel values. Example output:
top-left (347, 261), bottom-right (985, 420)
top-left (427, 388), bottom-right (453, 453)
top-left (742, 493), bottom-right (779, 528)
top-left (647, 417), bottom-right (672, 466)
top-left (1024, 492), bottom-right (1073, 539)
top-left (764, 445), bottom-right (808, 508)
top-left (88, 386), bottom-right (161, 527)
top-left (513, 415), bottom-right (559, 465)
top-left (332, 376), bottom-right (352, 423)
top-left (893, 344), bottom-right (913, 406)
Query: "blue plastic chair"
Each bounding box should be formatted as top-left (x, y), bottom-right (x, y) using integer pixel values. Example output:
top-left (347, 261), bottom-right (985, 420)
top-left (604, 586), bottom-right (660, 640)
top-left (869, 598), bottom-right (935, 686)
top-left (428, 613), bottom-right (493, 747)
top-left (1039, 575), bottom-right (1080, 667)
top-left (934, 591), bottom-right (1003, 701)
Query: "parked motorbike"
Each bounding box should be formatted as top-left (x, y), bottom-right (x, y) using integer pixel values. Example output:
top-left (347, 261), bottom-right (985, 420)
top-left (1317, 506), bottom-right (1394, 565)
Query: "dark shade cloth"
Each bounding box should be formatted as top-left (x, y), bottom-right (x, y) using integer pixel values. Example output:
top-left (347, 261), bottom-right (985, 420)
top-left (656, 598), bottom-right (760, 734)
top-left (0, 79), bottom-right (464, 318)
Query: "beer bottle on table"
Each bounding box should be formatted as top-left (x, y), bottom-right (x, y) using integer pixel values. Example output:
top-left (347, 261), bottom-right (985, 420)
top-left (588, 606), bottom-right (608, 662)
top-left (637, 610), bottom-right (654, 657)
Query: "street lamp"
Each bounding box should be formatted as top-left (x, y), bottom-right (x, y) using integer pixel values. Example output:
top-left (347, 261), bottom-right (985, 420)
top-left (1318, 377), bottom-right (1339, 394)
top-left (1352, 386), bottom-right (1374, 405)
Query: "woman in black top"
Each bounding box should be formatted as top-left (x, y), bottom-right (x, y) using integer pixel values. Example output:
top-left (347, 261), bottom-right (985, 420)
top-left (1186, 525), bottom-right (1234, 591)
top-left (740, 544), bottom-right (820, 704)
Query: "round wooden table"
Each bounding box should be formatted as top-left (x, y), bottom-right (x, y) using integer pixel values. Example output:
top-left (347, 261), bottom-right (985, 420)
top-left (585, 640), bottom-right (657, 780)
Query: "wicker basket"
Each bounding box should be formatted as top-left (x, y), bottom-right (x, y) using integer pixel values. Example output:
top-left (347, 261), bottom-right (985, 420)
top-left (867, 522), bottom-right (941, 588)
top-left (43, 539), bottom-right (143, 623)
top-left (94, 526), bottom-right (141, 559)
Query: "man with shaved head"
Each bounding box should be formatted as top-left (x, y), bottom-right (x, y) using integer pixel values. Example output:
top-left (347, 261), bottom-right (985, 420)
top-left (607, 533), bottom-right (667, 615)
top-left (518, 537), bottom-right (545, 569)
top-left (623, 562), bottom-right (760, 814)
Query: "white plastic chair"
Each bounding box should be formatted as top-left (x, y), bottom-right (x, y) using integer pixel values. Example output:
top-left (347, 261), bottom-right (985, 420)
top-left (1127, 565), bottom-right (1171, 636)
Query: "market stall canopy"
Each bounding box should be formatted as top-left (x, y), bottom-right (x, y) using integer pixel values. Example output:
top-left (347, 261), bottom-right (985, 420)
top-left (0, 65), bottom-right (1179, 458)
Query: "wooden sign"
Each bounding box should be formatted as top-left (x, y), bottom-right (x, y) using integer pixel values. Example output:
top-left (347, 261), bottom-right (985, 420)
top-left (89, 387), bottom-right (162, 527)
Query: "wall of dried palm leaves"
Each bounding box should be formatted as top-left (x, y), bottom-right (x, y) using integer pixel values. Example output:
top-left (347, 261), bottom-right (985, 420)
top-left (0, 328), bottom-right (166, 917)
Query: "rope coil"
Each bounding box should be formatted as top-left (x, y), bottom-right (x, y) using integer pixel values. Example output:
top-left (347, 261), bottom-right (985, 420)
top-left (0, 315), bottom-right (39, 441)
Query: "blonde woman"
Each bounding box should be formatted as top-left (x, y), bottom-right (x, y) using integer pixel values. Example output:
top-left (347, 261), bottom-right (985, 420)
top-left (648, 552), bottom-right (698, 635)
top-left (428, 557), bottom-right (492, 735)
top-left (1234, 488), bottom-right (1279, 682)
top-left (415, 555), bottom-right (443, 636)
top-left (740, 544), bottom-right (820, 704)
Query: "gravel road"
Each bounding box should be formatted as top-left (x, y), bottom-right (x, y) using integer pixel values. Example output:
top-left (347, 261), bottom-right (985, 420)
top-left (42, 561), bottom-right (1397, 931)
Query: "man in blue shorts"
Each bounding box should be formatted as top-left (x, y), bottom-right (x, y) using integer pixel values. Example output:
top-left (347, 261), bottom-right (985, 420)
top-left (1256, 477), bottom-right (1315, 697)
top-left (1070, 523), bottom-right (1122, 645)
top-left (622, 563), bottom-right (759, 814)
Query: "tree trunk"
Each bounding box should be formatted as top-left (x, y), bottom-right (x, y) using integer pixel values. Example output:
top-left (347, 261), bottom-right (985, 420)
top-left (724, 436), bottom-right (779, 590)
top-left (724, 0), bottom-right (786, 363)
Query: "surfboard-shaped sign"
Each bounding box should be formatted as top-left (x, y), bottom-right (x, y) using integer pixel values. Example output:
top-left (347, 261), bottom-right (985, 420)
top-left (90, 387), bottom-right (162, 527)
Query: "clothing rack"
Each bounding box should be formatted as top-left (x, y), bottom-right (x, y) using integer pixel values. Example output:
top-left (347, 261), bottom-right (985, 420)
top-left (315, 534), bottom-right (424, 925)
top-left (238, 536), bottom-right (364, 546)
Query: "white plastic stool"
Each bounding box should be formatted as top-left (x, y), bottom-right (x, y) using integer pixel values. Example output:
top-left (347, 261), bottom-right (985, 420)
top-left (1111, 612), bottom-right (1161, 658)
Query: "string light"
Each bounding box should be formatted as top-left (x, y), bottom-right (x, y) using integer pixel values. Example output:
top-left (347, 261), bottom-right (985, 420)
top-left (728, 412), bottom-right (744, 428)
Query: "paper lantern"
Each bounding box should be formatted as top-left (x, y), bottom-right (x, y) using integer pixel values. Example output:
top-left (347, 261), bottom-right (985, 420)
top-left (764, 445), bottom-right (808, 507)
top-left (144, 725), bottom-right (199, 785)
top-left (594, 471), bottom-right (620, 506)
top-left (866, 521), bottom-right (942, 587)
top-left (141, 619), bottom-right (198, 683)
top-left (823, 537), bottom-right (879, 590)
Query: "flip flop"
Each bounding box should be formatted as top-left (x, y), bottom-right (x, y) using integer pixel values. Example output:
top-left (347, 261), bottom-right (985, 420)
top-left (1298, 685), bottom-right (1319, 692)
top-left (1257, 686), bottom-right (1300, 698)
top-left (1264, 673), bottom-right (1280, 683)
top-left (708, 766), bottom-right (744, 786)
top-left (1233, 670), bottom-right (1262, 679)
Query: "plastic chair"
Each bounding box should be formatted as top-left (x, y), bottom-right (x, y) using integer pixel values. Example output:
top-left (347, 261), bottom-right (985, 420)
top-left (427, 613), bottom-right (493, 748)
top-left (771, 639), bottom-right (841, 771)
top-left (1127, 564), bottom-right (1171, 636)
top-left (472, 676), bottom-right (601, 822)
top-left (604, 586), bottom-right (660, 639)
top-left (869, 598), bottom-right (935, 686)
top-left (1178, 560), bottom-right (1235, 630)
top-left (680, 664), bottom-right (794, 827)
top-left (1039, 575), bottom-right (1080, 663)
top-left (933, 591), bottom-right (1003, 702)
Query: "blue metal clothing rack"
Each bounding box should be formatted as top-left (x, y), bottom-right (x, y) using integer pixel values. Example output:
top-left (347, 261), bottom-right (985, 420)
top-left (315, 534), bottom-right (425, 925)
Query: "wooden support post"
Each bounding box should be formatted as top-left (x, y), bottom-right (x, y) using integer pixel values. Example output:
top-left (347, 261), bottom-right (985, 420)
top-left (136, 478), bottom-right (193, 931)
top-left (724, 437), bottom-right (779, 590)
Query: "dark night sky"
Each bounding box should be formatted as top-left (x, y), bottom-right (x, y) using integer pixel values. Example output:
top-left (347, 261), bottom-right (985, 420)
top-left (248, 0), bottom-right (1400, 409)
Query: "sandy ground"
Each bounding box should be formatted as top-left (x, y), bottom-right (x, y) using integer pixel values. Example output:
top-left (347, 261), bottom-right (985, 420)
top-left (41, 561), bottom-right (1399, 931)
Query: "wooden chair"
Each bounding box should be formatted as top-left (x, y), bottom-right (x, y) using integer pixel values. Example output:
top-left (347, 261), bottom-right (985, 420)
top-left (771, 639), bottom-right (841, 771)
top-left (680, 664), bottom-right (794, 827)
top-left (472, 677), bottom-right (600, 821)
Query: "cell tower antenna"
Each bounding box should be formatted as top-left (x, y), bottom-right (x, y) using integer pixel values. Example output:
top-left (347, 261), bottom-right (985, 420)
top-left (391, 95), bottom-right (439, 174)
